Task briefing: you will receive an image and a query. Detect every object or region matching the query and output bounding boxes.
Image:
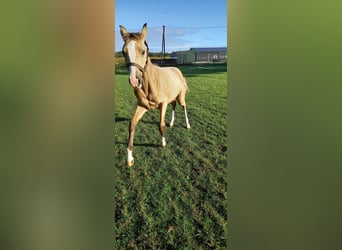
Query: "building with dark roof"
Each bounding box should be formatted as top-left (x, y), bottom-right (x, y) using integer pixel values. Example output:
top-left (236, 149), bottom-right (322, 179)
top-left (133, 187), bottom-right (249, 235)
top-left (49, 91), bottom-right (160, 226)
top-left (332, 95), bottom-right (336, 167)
top-left (171, 47), bottom-right (227, 64)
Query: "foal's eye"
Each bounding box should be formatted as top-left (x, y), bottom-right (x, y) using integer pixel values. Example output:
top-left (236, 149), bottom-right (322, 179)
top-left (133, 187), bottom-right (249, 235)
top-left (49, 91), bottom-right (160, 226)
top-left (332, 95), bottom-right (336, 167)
top-left (142, 51), bottom-right (145, 55)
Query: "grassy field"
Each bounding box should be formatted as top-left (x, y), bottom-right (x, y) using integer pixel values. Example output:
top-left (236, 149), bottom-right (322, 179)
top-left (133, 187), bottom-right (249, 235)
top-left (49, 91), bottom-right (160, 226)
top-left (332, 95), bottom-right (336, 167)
top-left (114, 64), bottom-right (228, 249)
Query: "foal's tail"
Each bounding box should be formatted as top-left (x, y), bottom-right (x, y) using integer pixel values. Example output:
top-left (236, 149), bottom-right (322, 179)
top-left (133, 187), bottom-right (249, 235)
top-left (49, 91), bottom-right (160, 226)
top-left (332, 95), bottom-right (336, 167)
top-left (182, 77), bottom-right (189, 95)
top-left (174, 67), bottom-right (189, 95)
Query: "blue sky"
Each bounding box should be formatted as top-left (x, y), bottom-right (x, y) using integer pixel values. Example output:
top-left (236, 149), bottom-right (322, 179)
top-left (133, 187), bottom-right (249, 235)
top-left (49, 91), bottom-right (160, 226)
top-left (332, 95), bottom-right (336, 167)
top-left (115, 0), bottom-right (227, 52)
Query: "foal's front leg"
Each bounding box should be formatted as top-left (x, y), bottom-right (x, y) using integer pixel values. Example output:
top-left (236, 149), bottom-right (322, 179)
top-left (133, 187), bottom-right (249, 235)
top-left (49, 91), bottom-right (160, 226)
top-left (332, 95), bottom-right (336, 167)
top-left (127, 105), bottom-right (148, 166)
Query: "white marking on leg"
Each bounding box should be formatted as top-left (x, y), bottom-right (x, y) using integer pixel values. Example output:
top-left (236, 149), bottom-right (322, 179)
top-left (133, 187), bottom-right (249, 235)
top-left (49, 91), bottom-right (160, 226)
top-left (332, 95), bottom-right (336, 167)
top-left (170, 110), bottom-right (175, 127)
top-left (162, 137), bottom-right (166, 147)
top-left (184, 109), bottom-right (190, 129)
top-left (127, 148), bottom-right (134, 166)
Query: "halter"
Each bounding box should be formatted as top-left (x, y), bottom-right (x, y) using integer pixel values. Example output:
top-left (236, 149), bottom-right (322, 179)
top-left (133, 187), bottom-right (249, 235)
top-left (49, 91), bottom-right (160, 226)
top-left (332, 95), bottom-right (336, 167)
top-left (124, 41), bottom-right (149, 73)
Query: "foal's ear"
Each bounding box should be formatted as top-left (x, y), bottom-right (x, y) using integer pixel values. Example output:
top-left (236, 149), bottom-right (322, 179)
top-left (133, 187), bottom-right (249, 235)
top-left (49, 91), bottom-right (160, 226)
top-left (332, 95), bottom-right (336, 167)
top-left (119, 25), bottom-right (128, 39)
top-left (141, 23), bottom-right (147, 40)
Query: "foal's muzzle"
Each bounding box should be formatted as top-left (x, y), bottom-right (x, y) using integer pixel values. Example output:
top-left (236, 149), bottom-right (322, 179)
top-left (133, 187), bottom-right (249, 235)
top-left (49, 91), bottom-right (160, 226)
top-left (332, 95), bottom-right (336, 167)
top-left (128, 62), bottom-right (145, 88)
top-left (128, 71), bottom-right (143, 88)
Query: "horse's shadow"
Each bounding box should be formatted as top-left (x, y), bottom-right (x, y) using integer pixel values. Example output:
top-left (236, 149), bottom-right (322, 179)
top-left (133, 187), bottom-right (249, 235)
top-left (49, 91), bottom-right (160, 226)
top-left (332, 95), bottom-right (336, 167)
top-left (115, 116), bottom-right (130, 123)
top-left (115, 141), bottom-right (159, 148)
top-left (115, 116), bottom-right (160, 126)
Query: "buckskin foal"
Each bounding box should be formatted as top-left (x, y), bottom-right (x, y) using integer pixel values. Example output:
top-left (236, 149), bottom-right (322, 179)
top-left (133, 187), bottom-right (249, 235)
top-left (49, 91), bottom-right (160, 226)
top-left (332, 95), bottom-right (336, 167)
top-left (119, 23), bottom-right (191, 166)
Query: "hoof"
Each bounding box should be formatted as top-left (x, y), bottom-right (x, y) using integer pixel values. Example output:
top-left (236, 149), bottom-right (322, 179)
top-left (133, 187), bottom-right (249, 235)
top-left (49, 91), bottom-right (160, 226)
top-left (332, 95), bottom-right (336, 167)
top-left (127, 159), bottom-right (134, 167)
top-left (162, 137), bottom-right (166, 147)
top-left (186, 125), bottom-right (191, 129)
top-left (169, 124), bottom-right (174, 128)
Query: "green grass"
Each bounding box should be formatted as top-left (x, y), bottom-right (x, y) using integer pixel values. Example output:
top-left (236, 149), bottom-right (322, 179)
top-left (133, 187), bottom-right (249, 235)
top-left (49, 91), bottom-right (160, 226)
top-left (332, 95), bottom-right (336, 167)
top-left (114, 64), bottom-right (228, 249)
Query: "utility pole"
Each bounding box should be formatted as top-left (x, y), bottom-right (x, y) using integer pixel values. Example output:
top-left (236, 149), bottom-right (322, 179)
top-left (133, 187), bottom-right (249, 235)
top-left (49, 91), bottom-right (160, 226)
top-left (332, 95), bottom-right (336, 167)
top-left (161, 25), bottom-right (165, 65)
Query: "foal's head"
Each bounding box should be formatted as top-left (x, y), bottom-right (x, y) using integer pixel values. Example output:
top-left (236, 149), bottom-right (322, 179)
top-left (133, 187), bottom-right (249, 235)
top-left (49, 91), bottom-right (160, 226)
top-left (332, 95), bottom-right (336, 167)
top-left (119, 23), bottom-right (149, 88)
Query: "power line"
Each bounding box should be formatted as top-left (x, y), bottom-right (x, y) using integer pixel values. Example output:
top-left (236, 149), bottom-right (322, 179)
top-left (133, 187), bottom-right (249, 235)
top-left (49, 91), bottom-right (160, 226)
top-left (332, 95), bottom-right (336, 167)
top-left (114, 25), bottom-right (226, 32)
top-left (165, 25), bottom-right (226, 29)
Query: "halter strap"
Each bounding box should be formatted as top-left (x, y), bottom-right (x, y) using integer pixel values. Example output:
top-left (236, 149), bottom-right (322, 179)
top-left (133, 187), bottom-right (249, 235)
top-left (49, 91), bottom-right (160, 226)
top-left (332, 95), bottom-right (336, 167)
top-left (127, 62), bottom-right (145, 72)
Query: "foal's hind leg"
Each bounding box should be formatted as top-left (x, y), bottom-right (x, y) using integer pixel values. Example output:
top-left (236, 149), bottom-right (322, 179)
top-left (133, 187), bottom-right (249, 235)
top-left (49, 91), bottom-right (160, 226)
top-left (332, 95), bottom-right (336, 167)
top-left (183, 104), bottom-right (191, 129)
top-left (127, 106), bottom-right (148, 166)
top-left (177, 95), bottom-right (191, 129)
top-left (169, 101), bottom-right (176, 127)
top-left (159, 103), bottom-right (168, 147)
